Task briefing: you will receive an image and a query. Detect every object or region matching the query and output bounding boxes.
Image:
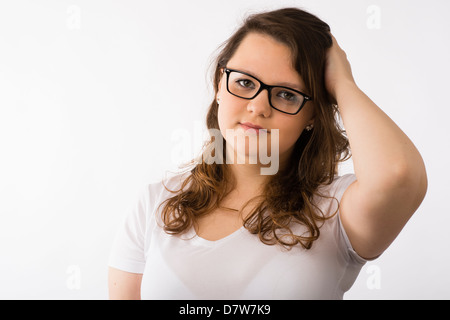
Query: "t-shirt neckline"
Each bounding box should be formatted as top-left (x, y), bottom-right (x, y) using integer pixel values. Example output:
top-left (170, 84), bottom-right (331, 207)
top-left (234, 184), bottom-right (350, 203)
top-left (188, 225), bottom-right (247, 247)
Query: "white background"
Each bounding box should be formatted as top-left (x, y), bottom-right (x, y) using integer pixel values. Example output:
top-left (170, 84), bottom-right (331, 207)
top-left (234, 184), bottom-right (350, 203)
top-left (0, 0), bottom-right (449, 299)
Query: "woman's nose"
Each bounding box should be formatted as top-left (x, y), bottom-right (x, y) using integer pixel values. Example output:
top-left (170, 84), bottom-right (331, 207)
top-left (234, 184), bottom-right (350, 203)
top-left (246, 89), bottom-right (272, 117)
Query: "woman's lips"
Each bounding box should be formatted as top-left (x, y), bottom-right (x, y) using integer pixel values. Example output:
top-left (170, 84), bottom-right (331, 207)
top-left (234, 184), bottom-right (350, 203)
top-left (239, 122), bottom-right (270, 134)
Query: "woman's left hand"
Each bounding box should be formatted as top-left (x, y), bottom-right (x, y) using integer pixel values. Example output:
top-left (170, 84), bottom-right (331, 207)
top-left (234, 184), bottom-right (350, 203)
top-left (324, 34), bottom-right (357, 102)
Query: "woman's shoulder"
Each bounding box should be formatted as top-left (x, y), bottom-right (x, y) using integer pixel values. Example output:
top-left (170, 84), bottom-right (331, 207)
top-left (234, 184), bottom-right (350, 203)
top-left (128, 170), bottom-right (192, 225)
top-left (143, 169), bottom-right (193, 202)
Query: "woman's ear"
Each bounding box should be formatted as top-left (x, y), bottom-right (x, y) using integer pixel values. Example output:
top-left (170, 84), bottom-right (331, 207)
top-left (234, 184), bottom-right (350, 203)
top-left (216, 84), bottom-right (221, 104)
top-left (305, 104), bottom-right (315, 130)
top-left (216, 69), bottom-right (224, 103)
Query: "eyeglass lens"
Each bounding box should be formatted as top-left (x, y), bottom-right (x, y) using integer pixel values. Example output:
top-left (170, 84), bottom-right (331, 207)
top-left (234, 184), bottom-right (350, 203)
top-left (227, 70), bottom-right (304, 114)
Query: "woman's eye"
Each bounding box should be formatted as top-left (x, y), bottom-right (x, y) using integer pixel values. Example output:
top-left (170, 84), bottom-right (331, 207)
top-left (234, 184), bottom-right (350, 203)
top-left (278, 91), bottom-right (295, 101)
top-left (237, 79), bottom-right (255, 88)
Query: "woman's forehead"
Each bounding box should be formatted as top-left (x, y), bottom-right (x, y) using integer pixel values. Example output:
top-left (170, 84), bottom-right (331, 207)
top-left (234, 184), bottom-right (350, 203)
top-left (227, 32), bottom-right (305, 89)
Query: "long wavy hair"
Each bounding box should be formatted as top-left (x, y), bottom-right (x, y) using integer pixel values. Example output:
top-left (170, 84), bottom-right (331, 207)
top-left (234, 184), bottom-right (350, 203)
top-left (157, 7), bottom-right (350, 250)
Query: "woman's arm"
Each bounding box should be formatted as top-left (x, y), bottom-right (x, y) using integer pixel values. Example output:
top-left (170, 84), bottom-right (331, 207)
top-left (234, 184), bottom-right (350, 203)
top-left (325, 35), bottom-right (428, 260)
top-left (108, 267), bottom-right (143, 300)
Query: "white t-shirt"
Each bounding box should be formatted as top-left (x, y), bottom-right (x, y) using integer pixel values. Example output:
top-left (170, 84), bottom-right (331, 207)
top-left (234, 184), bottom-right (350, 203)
top-left (108, 171), bottom-right (369, 299)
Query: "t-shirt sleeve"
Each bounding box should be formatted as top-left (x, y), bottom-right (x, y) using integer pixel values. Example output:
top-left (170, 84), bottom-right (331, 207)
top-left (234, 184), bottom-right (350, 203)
top-left (333, 174), bottom-right (370, 265)
top-left (108, 185), bottom-right (150, 274)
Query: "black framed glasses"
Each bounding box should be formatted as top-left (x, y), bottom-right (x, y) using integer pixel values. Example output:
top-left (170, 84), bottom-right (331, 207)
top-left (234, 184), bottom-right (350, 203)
top-left (223, 67), bottom-right (312, 115)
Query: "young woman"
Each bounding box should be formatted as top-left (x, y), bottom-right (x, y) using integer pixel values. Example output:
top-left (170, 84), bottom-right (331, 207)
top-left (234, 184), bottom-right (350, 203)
top-left (108, 7), bottom-right (427, 300)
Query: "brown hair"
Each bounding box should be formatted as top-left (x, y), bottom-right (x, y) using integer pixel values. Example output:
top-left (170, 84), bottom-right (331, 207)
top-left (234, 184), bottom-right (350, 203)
top-left (157, 7), bottom-right (350, 249)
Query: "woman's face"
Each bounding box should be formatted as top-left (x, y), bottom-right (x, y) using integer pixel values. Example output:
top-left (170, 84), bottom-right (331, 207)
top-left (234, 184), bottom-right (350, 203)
top-left (217, 32), bottom-right (315, 169)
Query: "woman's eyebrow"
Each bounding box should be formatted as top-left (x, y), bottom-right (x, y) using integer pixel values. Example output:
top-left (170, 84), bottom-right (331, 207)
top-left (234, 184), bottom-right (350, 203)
top-left (236, 67), bottom-right (303, 91)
